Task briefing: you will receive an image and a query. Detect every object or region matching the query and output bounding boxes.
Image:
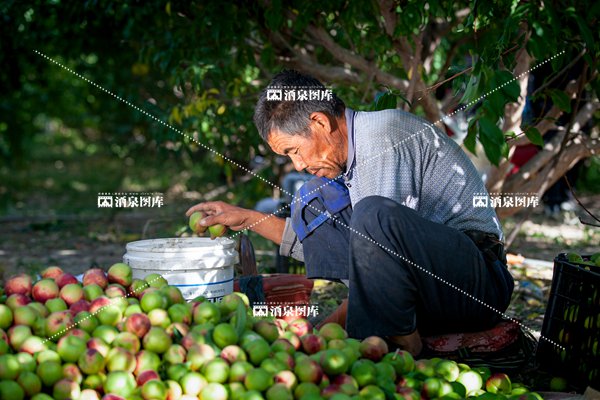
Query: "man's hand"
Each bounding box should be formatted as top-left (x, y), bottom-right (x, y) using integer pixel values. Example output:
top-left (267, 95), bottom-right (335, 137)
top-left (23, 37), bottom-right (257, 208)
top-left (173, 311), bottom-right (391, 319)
top-left (185, 201), bottom-right (287, 245)
top-left (186, 201), bottom-right (257, 231)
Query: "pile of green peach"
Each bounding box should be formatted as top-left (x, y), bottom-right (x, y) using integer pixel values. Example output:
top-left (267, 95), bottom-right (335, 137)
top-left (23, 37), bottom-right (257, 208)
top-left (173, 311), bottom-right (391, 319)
top-left (0, 264), bottom-right (543, 400)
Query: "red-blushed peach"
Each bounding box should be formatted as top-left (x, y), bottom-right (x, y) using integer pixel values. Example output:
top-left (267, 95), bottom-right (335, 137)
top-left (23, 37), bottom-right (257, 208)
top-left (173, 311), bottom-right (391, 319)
top-left (41, 266), bottom-right (64, 280)
top-left (358, 336), bottom-right (388, 362)
top-left (104, 284), bottom-right (127, 299)
top-left (60, 283), bottom-right (85, 306)
top-left (294, 358), bottom-right (323, 384)
top-left (89, 296), bottom-right (112, 314)
top-left (83, 268), bottom-right (108, 289)
top-left (161, 343), bottom-right (186, 365)
top-left (32, 279), bottom-right (60, 303)
top-left (45, 310), bottom-right (75, 342)
top-left (134, 350), bottom-right (162, 376)
top-left (55, 273), bottom-right (78, 289)
top-left (4, 273), bottom-right (32, 297)
top-left (53, 378), bottom-right (81, 400)
top-left (62, 363), bottom-right (84, 385)
top-left (70, 299), bottom-right (91, 315)
top-left (288, 318), bottom-right (313, 337)
top-left (87, 337), bottom-right (110, 357)
top-left (136, 369), bottom-right (160, 386)
top-left (5, 293), bottom-right (31, 310)
top-left (125, 313), bottom-right (152, 338)
top-left (300, 334), bottom-right (327, 355)
top-left (274, 370), bottom-right (298, 390)
top-left (78, 348), bottom-right (105, 375)
top-left (107, 263), bottom-right (133, 287)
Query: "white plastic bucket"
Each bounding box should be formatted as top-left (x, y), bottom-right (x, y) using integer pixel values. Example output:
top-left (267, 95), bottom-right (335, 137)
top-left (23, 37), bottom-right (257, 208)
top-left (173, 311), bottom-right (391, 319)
top-left (123, 237), bottom-right (238, 302)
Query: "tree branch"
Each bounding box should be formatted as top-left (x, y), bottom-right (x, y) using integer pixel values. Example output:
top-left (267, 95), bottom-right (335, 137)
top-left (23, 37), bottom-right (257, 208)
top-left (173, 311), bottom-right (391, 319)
top-left (377, 0), bottom-right (441, 121)
top-left (405, 32), bottom-right (424, 110)
top-left (265, 31), bottom-right (363, 85)
top-left (304, 24), bottom-right (409, 91)
top-left (503, 98), bottom-right (598, 190)
top-left (497, 136), bottom-right (600, 218)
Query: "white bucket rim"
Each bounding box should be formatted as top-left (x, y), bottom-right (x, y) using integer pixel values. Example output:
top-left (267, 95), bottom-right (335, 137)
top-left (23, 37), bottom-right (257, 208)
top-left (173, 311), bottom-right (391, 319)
top-left (125, 237), bottom-right (236, 254)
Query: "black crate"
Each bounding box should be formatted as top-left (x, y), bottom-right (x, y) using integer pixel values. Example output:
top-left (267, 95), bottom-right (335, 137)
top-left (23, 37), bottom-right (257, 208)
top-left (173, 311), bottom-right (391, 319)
top-left (536, 253), bottom-right (600, 390)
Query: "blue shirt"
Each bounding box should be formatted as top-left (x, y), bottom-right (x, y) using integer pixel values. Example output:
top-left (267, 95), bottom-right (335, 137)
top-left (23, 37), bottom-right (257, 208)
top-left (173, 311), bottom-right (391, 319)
top-left (280, 108), bottom-right (503, 260)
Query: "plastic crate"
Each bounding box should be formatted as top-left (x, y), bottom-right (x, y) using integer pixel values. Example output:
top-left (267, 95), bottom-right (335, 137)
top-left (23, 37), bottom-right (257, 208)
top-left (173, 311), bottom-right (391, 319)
top-left (536, 253), bottom-right (600, 390)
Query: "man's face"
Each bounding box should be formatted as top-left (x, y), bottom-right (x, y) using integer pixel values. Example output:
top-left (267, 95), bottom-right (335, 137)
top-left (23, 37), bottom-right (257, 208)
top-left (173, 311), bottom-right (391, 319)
top-left (267, 112), bottom-right (347, 179)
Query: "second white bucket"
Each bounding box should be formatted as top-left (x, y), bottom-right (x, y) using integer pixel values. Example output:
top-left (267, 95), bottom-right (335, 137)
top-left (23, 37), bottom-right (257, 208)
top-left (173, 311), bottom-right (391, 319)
top-left (123, 237), bottom-right (238, 302)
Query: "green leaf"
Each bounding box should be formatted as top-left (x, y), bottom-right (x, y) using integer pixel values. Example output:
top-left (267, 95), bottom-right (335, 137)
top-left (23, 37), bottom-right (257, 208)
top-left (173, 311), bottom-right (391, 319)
top-left (461, 74), bottom-right (482, 104)
top-left (479, 117), bottom-right (505, 146)
top-left (172, 325), bottom-right (184, 344)
top-left (463, 121), bottom-right (478, 155)
top-left (371, 91), bottom-right (398, 111)
top-left (500, 141), bottom-right (509, 159)
top-left (479, 130), bottom-right (502, 166)
top-left (234, 300), bottom-right (247, 338)
top-left (484, 96), bottom-right (504, 121)
top-left (495, 70), bottom-right (520, 102)
top-left (548, 89), bottom-right (572, 113)
top-left (573, 14), bottom-right (595, 51)
top-left (478, 117), bottom-right (505, 166)
top-left (525, 127), bottom-right (544, 146)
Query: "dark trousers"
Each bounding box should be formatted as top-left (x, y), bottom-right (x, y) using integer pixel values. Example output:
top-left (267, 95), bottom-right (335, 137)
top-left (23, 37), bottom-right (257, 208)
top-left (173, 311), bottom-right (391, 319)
top-left (298, 194), bottom-right (514, 338)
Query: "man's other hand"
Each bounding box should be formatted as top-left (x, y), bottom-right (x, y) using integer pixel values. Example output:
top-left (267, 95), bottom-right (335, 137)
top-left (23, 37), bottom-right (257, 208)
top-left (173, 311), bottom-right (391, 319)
top-left (186, 201), bottom-right (287, 245)
top-left (186, 201), bottom-right (256, 231)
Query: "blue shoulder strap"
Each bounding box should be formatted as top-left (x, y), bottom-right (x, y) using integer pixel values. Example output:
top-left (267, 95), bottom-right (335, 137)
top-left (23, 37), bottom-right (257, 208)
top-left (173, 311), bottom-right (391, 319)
top-left (290, 177), bottom-right (351, 241)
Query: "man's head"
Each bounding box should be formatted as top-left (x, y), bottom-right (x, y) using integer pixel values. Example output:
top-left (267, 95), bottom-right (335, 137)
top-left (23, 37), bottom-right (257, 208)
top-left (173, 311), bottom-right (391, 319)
top-left (253, 70), bottom-right (348, 179)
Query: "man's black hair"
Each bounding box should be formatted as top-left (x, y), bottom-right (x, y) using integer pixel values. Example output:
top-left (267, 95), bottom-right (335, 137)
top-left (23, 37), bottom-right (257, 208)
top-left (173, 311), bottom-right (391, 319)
top-left (253, 70), bottom-right (345, 141)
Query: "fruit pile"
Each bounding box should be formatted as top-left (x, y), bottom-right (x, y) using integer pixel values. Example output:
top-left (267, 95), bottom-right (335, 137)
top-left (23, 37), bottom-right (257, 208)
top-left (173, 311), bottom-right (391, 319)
top-left (0, 264), bottom-right (544, 400)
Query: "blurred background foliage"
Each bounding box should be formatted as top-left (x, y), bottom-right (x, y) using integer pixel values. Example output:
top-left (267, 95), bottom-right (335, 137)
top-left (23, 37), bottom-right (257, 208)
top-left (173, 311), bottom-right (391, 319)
top-left (0, 0), bottom-right (598, 217)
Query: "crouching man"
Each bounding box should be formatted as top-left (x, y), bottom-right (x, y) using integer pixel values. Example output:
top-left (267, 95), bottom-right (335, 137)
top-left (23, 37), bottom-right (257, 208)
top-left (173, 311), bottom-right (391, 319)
top-left (186, 70), bottom-right (514, 356)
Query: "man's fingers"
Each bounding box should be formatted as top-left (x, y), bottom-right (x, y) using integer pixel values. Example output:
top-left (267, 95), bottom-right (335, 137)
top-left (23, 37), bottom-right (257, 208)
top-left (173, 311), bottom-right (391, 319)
top-left (185, 202), bottom-right (221, 217)
top-left (199, 214), bottom-right (226, 227)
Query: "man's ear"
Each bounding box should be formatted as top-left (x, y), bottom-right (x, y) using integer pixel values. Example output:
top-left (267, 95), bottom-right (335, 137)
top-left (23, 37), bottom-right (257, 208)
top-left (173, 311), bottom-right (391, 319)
top-left (309, 112), bottom-right (333, 134)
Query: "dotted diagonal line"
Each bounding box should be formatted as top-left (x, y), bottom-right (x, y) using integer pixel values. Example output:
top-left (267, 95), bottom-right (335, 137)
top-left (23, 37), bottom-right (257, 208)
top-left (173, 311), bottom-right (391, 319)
top-left (346, 51), bottom-right (567, 180)
top-left (297, 201), bottom-right (565, 350)
top-left (32, 50), bottom-right (294, 200)
top-left (224, 177), bottom-right (344, 241)
top-left (36, 48), bottom-right (566, 352)
top-left (228, 50), bottom-right (566, 243)
top-left (223, 51), bottom-right (566, 350)
top-left (223, 178), bottom-right (563, 349)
